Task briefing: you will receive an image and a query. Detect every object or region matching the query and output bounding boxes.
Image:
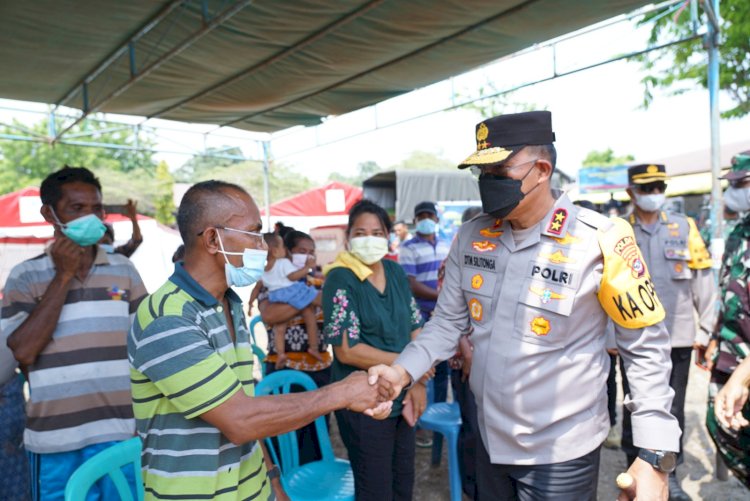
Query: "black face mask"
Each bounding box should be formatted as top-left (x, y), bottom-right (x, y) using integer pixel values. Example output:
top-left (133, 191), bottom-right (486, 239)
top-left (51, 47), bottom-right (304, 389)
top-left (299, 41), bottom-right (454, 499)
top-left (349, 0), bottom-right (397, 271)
top-left (478, 162), bottom-right (538, 219)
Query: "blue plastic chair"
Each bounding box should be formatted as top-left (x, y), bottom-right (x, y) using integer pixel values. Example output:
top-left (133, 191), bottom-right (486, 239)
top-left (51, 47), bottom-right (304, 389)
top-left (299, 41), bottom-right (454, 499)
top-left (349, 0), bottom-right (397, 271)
top-left (418, 379), bottom-right (462, 501)
top-left (249, 314), bottom-right (263, 345)
top-left (252, 343), bottom-right (267, 378)
top-left (64, 437), bottom-right (144, 501)
top-left (255, 370), bottom-right (354, 501)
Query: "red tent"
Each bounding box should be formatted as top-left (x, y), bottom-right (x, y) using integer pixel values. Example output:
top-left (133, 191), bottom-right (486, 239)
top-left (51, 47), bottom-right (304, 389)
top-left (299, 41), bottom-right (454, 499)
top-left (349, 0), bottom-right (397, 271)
top-left (260, 182), bottom-right (362, 217)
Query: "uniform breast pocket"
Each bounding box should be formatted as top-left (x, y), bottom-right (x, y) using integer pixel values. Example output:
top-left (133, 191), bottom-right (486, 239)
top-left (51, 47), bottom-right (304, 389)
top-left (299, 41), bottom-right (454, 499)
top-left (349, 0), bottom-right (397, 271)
top-left (664, 248), bottom-right (692, 280)
top-left (512, 278), bottom-right (575, 347)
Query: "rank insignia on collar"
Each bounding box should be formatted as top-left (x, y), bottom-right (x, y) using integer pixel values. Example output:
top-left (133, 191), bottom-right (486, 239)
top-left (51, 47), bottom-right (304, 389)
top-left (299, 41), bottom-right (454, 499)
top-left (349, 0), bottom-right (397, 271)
top-left (471, 274), bottom-right (484, 289)
top-left (538, 250), bottom-right (575, 264)
top-left (550, 231), bottom-right (580, 246)
top-left (469, 298), bottom-right (483, 321)
top-left (472, 241), bottom-right (497, 253)
top-left (529, 286), bottom-right (566, 304)
top-left (479, 227), bottom-right (503, 238)
top-left (530, 316), bottom-right (551, 336)
top-left (546, 208), bottom-right (568, 235)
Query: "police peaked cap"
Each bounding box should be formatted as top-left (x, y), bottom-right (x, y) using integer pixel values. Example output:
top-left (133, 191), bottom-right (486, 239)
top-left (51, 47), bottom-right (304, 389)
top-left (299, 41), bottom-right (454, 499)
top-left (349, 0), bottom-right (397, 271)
top-left (627, 164), bottom-right (667, 185)
top-left (458, 111), bottom-right (555, 168)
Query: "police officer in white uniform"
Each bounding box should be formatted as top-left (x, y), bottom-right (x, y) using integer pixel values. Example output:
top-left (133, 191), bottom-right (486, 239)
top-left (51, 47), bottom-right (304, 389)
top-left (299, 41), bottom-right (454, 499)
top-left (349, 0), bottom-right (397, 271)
top-left (623, 164), bottom-right (716, 501)
top-left (368, 111), bottom-right (680, 501)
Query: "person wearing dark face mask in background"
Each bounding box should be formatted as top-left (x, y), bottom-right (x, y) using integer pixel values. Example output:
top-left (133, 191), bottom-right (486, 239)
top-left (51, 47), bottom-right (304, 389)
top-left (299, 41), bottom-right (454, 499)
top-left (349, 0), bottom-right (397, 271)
top-left (621, 164), bottom-right (716, 501)
top-left (368, 111), bottom-right (680, 500)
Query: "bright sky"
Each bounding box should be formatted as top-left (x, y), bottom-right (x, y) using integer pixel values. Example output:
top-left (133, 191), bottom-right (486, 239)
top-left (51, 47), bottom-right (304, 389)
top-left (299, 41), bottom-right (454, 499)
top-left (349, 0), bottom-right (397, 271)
top-left (1, 7), bottom-right (748, 185)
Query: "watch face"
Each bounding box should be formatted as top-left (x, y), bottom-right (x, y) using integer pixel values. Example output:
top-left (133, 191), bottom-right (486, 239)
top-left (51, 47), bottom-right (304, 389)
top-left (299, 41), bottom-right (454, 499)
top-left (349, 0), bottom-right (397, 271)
top-left (658, 451), bottom-right (677, 473)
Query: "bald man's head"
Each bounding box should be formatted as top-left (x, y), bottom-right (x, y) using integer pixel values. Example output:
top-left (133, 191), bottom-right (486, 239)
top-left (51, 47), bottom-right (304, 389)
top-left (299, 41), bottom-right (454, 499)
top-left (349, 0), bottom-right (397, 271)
top-left (177, 180), bottom-right (258, 247)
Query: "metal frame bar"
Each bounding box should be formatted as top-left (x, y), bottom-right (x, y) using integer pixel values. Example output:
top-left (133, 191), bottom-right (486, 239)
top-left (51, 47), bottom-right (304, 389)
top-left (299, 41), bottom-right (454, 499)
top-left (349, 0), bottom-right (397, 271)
top-left (220, 0), bottom-right (545, 129)
top-left (52, 0), bottom-right (251, 142)
top-left (145, 0), bottom-right (384, 121)
top-left (272, 34), bottom-right (701, 161)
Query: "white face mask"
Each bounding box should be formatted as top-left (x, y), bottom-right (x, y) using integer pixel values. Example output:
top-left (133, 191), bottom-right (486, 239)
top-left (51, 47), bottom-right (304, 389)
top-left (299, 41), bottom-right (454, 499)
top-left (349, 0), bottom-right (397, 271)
top-left (724, 187), bottom-right (750, 213)
top-left (634, 193), bottom-right (666, 213)
top-left (349, 236), bottom-right (389, 265)
top-left (291, 253), bottom-right (309, 269)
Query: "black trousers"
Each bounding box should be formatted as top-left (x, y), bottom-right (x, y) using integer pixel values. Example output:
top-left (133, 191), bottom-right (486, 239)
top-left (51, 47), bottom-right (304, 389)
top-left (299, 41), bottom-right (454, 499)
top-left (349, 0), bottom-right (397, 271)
top-left (476, 439), bottom-right (600, 501)
top-left (335, 409), bottom-right (416, 501)
top-left (620, 346), bottom-right (691, 464)
top-left (451, 368), bottom-right (480, 500)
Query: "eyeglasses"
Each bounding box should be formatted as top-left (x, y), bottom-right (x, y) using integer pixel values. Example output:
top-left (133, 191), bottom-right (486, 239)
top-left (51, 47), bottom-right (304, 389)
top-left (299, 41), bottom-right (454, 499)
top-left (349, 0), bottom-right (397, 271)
top-left (197, 226), bottom-right (264, 247)
top-left (470, 158), bottom-right (538, 179)
top-left (636, 183), bottom-right (667, 194)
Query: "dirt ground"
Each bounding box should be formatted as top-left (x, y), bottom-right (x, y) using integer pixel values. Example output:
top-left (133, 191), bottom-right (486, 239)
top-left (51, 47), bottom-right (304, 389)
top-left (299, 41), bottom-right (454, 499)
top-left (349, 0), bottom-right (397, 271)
top-left (326, 360), bottom-right (748, 500)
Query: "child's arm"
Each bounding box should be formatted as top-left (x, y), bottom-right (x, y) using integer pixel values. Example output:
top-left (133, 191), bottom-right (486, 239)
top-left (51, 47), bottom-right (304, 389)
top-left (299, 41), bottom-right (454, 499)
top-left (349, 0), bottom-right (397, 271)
top-left (248, 281), bottom-right (263, 314)
top-left (286, 255), bottom-right (315, 282)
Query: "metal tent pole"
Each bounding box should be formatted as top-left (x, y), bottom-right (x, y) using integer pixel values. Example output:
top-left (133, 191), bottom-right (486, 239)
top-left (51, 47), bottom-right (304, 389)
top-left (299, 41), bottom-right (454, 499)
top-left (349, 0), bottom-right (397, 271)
top-left (706, 0), bottom-right (723, 265)
top-left (262, 141), bottom-right (272, 231)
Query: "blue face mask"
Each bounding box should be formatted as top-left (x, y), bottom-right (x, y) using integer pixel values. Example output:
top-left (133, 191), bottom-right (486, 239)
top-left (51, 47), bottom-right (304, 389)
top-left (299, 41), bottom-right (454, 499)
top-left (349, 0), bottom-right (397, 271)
top-left (415, 218), bottom-right (437, 235)
top-left (50, 208), bottom-right (107, 247)
top-left (217, 231), bottom-right (267, 288)
top-left (100, 244), bottom-right (115, 254)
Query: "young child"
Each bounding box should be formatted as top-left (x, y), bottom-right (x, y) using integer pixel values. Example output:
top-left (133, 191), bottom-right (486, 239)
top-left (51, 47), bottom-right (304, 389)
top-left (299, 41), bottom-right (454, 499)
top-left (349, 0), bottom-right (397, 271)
top-left (260, 233), bottom-right (323, 369)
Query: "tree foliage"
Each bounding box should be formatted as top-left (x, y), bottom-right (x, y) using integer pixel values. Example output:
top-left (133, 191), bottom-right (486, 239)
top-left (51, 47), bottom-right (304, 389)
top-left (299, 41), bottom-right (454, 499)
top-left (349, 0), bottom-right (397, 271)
top-left (636, 0), bottom-right (749, 118)
top-left (581, 148), bottom-right (634, 167)
top-left (154, 161), bottom-right (176, 225)
top-left (187, 160), bottom-right (314, 208)
top-left (389, 151), bottom-right (455, 171)
top-left (172, 146), bottom-right (245, 182)
top-left (328, 160), bottom-right (382, 186)
top-left (0, 117), bottom-right (155, 195)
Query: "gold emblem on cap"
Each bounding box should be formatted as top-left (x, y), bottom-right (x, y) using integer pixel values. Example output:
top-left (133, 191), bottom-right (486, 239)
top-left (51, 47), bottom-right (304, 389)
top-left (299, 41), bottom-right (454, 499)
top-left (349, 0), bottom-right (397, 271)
top-left (476, 123), bottom-right (489, 141)
top-left (647, 165), bottom-right (659, 173)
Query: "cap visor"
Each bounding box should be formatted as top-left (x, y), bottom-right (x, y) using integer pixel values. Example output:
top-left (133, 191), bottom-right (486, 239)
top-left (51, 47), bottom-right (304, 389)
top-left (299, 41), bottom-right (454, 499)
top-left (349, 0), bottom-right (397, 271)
top-left (457, 146), bottom-right (518, 169)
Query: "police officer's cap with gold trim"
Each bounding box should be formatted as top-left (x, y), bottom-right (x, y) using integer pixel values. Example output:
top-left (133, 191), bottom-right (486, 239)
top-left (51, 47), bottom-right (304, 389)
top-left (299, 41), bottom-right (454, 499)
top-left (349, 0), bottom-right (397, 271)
top-left (627, 164), bottom-right (667, 185)
top-left (458, 111), bottom-right (555, 169)
top-left (720, 150), bottom-right (750, 181)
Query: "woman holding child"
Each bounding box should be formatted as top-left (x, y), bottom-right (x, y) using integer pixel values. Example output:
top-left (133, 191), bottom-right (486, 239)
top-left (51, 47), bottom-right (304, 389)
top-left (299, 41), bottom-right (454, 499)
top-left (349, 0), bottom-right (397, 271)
top-left (255, 230), bottom-right (332, 465)
top-left (323, 199), bottom-right (427, 501)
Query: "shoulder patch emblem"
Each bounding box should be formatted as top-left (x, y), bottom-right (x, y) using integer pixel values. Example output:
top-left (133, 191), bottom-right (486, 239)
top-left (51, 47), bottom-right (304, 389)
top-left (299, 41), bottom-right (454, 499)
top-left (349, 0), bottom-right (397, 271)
top-left (546, 208), bottom-right (568, 235)
top-left (529, 286), bottom-right (566, 304)
top-left (469, 298), bottom-right (483, 321)
top-left (471, 274), bottom-right (484, 289)
top-left (472, 241), bottom-right (497, 253)
top-left (530, 316), bottom-right (550, 336)
top-left (551, 232), bottom-right (581, 246)
top-left (674, 263), bottom-right (684, 273)
top-left (614, 235), bottom-right (645, 278)
top-left (538, 249), bottom-right (575, 264)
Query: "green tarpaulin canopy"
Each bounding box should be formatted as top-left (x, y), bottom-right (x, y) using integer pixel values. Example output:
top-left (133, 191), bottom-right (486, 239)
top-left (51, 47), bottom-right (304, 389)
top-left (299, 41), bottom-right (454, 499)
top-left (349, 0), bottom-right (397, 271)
top-left (0, 0), bottom-right (651, 133)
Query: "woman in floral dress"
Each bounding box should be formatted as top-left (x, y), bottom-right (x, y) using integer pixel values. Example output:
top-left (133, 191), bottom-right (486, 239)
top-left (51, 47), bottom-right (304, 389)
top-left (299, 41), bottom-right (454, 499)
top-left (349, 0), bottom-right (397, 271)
top-left (323, 199), bottom-right (426, 500)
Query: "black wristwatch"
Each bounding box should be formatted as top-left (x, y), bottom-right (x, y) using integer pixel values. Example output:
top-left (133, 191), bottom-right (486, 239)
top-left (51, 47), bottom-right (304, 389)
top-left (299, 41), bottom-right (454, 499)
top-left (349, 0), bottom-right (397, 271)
top-left (638, 449), bottom-right (677, 473)
top-left (267, 464), bottom-right (281, 481)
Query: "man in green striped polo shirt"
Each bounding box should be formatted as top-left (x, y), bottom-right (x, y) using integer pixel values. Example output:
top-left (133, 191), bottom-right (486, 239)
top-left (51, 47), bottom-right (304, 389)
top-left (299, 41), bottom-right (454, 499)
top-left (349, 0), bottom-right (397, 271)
top-left (129, 180), bottom-right (391, 500)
